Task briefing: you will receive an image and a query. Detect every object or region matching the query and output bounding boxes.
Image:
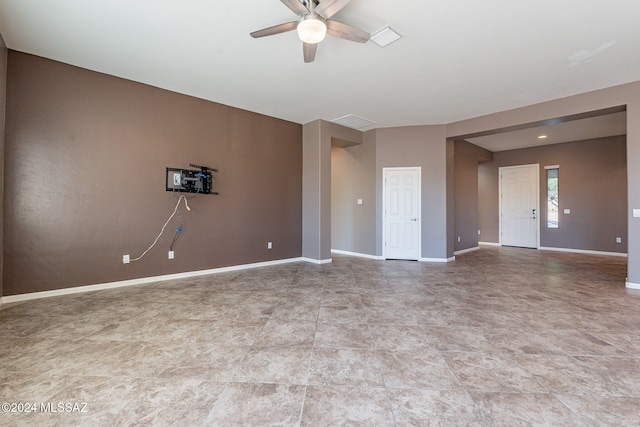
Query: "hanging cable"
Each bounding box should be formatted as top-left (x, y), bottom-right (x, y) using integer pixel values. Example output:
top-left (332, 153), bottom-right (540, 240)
top-left (169, 225), bottom-right (182, 251)
top-left (130, 195), bottom-right (190, 262)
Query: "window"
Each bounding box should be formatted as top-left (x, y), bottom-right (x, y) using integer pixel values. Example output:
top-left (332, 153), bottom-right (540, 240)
top-left (546, 167), bottom-right (559, 228)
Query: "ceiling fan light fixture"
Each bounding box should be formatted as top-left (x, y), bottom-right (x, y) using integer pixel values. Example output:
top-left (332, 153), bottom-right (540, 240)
top-left (297, 15), bottom-right (327, 44)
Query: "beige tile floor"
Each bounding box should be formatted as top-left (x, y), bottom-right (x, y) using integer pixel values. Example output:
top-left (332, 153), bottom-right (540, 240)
top-left (1, 246), bottom-right (639, 426)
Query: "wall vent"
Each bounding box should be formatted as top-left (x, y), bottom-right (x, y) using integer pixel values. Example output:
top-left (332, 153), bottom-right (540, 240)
top-left (331, 114), bottom-right (376, 130)
top-left (370, 25), bottom-right (402, 47)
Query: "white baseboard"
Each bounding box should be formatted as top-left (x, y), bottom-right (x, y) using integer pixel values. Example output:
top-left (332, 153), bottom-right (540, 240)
top-left (454, 246), bottom-right (480, 256)
top-left (1, 257), bottom-right (305, 304)
top-left (331, 249), bottom-right (384, 260)
top-left (538, 246), bottom-right (627, 258)
top-left (479, 241), bottom-right (501, 247)
top-left (301, 257), bottom-right (333, 265)
top-left (420, 256), bottom-right (455, 263)
top-left (626, 281), bottom-right (640, 290)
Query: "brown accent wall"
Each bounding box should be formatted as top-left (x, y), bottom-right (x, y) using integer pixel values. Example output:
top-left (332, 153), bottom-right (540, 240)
top-left (453, 140), bottom-right (492, 252)
top-left (0, 35), bottom-right (7, 298)
top-left (3, 51), bottom-right (302, 296)
top-left (478, 136), bottom-right (627, 253)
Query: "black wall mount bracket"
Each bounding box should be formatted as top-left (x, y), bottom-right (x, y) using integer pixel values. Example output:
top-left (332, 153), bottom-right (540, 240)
top-left (166, 164), bottom-right (218, 195)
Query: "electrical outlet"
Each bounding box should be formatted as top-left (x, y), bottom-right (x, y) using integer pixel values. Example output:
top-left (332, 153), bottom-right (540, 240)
top-left (457, 236), bottom-right (461, 242)
top-left (173, 173), bottom-right (181, 186)
top-left (122, 254), bottom-right (130, 264)
top-left (478, 230), bottom-right (481, 235)
top-left (267, 242), bottom-right (273, 249)
top-left (168, 250), bottom-right (175, 259)
top-left (616, 237), bottom-right (622, 243)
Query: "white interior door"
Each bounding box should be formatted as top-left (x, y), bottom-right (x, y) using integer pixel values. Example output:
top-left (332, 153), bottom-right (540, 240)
top-left (383, 167), bottom-right (421, 260)
top-left (500, 164), bottom-right (539, 248)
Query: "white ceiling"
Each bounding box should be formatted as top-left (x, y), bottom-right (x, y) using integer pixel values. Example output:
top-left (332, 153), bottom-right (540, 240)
top-left (0, 0), bottom-right (639, 130)
top-left (467, 111), bottom-right (627, 152)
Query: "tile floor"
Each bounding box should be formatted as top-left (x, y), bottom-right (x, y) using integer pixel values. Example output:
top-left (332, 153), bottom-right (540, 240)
top-left (1, 246), bottom-right (639, 426)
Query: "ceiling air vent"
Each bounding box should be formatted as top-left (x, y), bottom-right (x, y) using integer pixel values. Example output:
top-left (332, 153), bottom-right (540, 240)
top-left (331, 114), bottom-right (376, 130)
top-left (370, 25), bottom-right (402, 47)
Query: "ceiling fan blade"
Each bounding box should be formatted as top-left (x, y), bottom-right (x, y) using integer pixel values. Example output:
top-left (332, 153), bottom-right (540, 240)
top-left (315, 0), bottom-right (352, 19)
top-left (250, 21), bottom-right (298, 38)
top-left (326, 20), bottom-right (369, 43)
top-left (281, 0), bottom-right (309, 15)
top-left (303, 42), bottom-right (317, 63)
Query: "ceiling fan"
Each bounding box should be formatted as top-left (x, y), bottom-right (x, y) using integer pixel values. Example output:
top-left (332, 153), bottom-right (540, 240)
top-left (250, 0), bottom-right (370, 63)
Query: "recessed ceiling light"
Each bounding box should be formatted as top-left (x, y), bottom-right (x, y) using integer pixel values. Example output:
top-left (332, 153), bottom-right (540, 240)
top-left (538, 135), bottom-right (548, 139)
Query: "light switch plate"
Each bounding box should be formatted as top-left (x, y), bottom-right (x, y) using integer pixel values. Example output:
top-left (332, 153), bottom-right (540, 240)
top-left (564, 209), bottom-right (571, 214)
top-left (357, 199), bottom-right (363, 205)
top-left (634, 209), bottom-right (640, 218)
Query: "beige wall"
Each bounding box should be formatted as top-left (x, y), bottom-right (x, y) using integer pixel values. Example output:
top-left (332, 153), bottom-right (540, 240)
top-left (302, 120), bottom-right (362, 261)
top-left (302, 120), bottom-right (324, 261)
top-left (453, 140), bottom-right (492, 252)
top-left (331, 136), bottom-right (376, 255)
top-left (312, 124), bottom-right (452, 261)
top-left (375, 125), bottom-right (450, 260)
top-left (4, 52), bottom-right (303, 296)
